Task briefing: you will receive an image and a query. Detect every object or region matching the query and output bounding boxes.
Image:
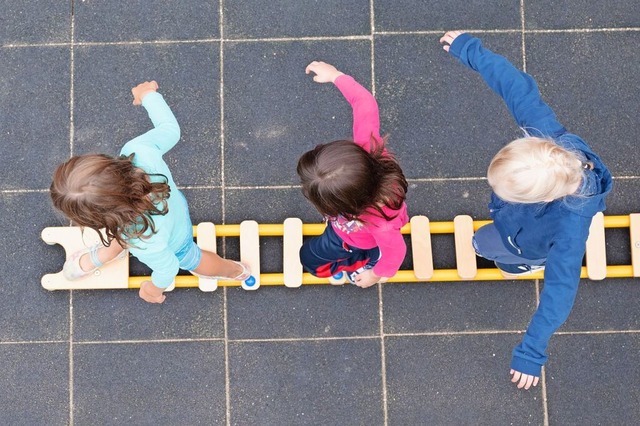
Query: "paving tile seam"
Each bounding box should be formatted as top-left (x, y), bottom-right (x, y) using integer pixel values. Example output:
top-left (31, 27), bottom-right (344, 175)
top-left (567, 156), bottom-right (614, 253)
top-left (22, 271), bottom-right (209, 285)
top-left (0, 189), bottom-right (50, 194)
top-left (9, 174), bottom-right (640, 195)
top-left (68, 8), bottom-right (76, 424)
top-left (541, 366), bottom-right (550, 426)
top-left (3, 26), bottom-right (639, 49)
top-left (68, 292), bottom-right (75, 426)
top-left (0, 340), bottom-right (67, 345)
top-left (218, 4), bottom-right (232, 425)
top-left (520, 0), bottom-right (528, 72)
top-left (370, 13), bottom-right (387, 424)
top-left (534, 279), bottom-right (550, 425)
top-left (73, 337), bottom-right (225, 345)
top-left (555, 329), bottom-right (640, 336)
top-left (375, 27), bottom-right (640, 36)
top-left (8, 174), bottom-right (640, 195)
top-left (3, 329), bottom-right (639, 347)
top-left (377, 281), bottom-right (390, 426)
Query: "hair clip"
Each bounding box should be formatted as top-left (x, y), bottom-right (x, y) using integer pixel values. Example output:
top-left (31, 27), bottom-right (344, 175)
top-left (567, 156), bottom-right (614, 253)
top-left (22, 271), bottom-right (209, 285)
top-left (582, 161), bottom-right (594, 170)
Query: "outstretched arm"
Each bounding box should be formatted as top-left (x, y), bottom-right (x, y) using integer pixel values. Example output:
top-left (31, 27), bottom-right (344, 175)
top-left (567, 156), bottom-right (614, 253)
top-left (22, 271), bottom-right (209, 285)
top-left (128, 81), bottom-right (181, 155)
top-left (305, 61), bottom-right (381, 150)
top-left (440, 32), bottom-right (565, 138)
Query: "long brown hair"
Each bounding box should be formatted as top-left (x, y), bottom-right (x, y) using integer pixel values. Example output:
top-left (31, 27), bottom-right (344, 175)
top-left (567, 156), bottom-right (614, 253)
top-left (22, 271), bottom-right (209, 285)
top-left (50, 153), bottom-right (171, 246)
top-left (297, 137), bottom-right (407, 222)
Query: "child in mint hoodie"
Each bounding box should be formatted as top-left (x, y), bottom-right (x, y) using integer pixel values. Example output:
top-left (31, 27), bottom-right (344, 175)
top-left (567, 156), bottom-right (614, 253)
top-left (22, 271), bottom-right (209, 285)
top-left (440, 31), bottom-right (612, 389)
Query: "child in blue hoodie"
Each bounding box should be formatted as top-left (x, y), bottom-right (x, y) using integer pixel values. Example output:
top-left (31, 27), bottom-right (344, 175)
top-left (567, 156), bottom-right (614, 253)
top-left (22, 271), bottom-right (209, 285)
top-left (440, 31), bottom-right (613, 390)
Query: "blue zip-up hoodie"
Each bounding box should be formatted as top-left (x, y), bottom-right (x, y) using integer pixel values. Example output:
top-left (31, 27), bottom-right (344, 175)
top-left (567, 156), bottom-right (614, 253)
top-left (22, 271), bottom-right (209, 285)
top-left (449, 34), bottom-right (613, 376)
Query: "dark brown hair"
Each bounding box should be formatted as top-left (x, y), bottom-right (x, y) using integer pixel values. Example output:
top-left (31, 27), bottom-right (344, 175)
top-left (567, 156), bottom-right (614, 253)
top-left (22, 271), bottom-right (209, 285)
top-left (297, 137), bottom-right (407, 222)
top-left (50, 153), bottom-right (171, 246)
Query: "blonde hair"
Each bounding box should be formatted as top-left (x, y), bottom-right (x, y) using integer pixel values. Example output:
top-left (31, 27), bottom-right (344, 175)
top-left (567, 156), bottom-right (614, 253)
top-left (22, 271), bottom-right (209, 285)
top-left (50, 154), bottom-right (171, 246)
top-left (487, 136), bottom-right (585, 203)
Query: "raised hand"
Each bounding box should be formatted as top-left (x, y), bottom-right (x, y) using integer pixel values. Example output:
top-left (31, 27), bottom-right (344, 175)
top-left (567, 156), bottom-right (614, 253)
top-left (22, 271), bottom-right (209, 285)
top-left (439, 31), bottom-right (464, 52)
top-left (305, 61), bottom-right (344, 83)
top-left (131, 80), bottom-right (159, 106)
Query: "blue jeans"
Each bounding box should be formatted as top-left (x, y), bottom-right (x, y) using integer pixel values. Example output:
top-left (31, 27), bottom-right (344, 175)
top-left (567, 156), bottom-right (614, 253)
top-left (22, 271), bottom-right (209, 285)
top-left (299, 224), bottom-right (380, 277)
top-left (472, 223), bottom-right (546, 266)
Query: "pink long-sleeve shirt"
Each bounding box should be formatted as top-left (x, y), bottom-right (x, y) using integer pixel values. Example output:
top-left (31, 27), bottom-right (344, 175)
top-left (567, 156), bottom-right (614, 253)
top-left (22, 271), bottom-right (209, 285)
top-left (330, 75), bottom-right (409, 277)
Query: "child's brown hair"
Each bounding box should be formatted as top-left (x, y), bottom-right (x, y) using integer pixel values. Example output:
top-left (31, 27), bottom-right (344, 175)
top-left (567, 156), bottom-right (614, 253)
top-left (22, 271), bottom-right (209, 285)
top-left (297, 137), bottom-right (407, 222)
top-left (50, 153), bottom-right (171, 246)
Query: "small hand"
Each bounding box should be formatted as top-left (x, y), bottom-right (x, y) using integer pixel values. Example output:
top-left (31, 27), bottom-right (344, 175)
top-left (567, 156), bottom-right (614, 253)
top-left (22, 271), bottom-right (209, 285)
top-left (305, 61), bottom-right (344, 83)
top-left (510, 369), bottom-right (539, 390)
top-left (354, 269), bottom-right (381, 288)
top-left (131, 81), bottom-right (159, 106)
top-left (439, 30), bottom-right (464, 52)
top-left (139, 280), bottom-right (166, 304)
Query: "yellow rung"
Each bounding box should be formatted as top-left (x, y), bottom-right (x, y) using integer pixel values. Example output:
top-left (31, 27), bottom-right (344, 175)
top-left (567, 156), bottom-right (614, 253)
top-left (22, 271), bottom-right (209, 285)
top-left (125, 265), bottom-right (635, 288)
top-left (191, 216), bottom-right (630, 237)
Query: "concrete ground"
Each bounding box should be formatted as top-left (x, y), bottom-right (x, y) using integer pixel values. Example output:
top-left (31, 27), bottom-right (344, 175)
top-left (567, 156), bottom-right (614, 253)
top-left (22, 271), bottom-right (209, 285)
top-left (1, 1), bottom-right (639, 425)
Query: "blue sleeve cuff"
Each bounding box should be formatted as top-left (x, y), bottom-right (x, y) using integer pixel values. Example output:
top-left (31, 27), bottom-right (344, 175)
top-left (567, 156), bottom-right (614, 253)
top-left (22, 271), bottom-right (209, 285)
top-left (448, 33), bottom-right (474, 59)
top-left (511, 355), bottom-right (543, 377)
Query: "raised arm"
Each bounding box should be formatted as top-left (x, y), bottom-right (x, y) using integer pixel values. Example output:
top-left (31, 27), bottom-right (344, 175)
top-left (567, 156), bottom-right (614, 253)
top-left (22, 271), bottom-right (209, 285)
top-left (441, 32), bottom-right (565, 138)
top-left (126, 81), bottom-right (181, 155)
top-left (305, 61), bottom-right (381, 150)
top-left (333, 75), bottom-right (381, 148)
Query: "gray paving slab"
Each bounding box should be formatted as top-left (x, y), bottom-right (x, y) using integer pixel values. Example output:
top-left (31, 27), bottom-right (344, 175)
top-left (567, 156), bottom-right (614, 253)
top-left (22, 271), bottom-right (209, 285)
top-left (546, 333), bottom-right (640, 425)
top-left (73, 287), bottom-right (224, 341)
top-left (1, 1), bottom-right (639, 424)
top-left (606, 179), bottom-right (640, 215)
top-left (375, 33), bottom-right (524, 179)
top-left (0, 47), bottom-right (70, 190)
top-left (224, 0), bottom-right (370, 39)
top-left (74, 341), bottom-right (226, 425)
top-left (375, 0), bottom-right (521, 32)
top-left (1, 193), bottom-right (69, 341)
top-left (74, 0), bottom-right (220, 43)
top-left (0, 1), bottom-right (70, 44)
top-left (386, 335), bottom-right (544, 425)
top-left (604, 227), bottom-right (631, 265)
top-left (227, 285), bottom-right (380, 339)
top-left (0, 343), bottom-right (69, 425)
top-left (228, 340), bottom-right (383, 425)
top-left (181, 187), bottom-right (223, 223)
top-left (223, 40), bottom-right (371, 186)
top-left (383, 281), bottom-right (536, 334)
top-left (407, 180), bottom-right (492, 220)
top-left (525, 32), bottom-right (640, 176)
top-left (226, 188), bottom-right (318, 223)
top-left (559, 278), bottom-right (640, 331)
top-left (74, 43), bottom-right (221, 186)
top-left (525, 0), bottom-right (640, 29)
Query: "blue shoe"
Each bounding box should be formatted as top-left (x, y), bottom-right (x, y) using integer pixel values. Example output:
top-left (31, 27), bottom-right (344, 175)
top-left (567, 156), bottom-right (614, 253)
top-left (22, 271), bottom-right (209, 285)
top-left (495, 261), bottom-right (545, 276)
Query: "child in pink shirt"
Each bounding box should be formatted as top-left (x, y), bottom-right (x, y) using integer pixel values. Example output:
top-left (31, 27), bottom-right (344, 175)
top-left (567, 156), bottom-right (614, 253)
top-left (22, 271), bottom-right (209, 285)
top-left (297, 61), bottom-right (409, 288)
